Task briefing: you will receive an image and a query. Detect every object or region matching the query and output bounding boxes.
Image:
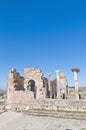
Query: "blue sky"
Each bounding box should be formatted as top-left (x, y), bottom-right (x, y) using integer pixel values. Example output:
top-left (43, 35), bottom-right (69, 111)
top-left (0, 0), bottom-right (86, 89)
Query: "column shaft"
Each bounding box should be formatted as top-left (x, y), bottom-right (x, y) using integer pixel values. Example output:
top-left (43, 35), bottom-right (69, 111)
top-left (74, 71), bottom-right (79, 100)
top-left (56, 70), bottom-right (60, 99)
top-left (48, 74), bottom-right (52, 98)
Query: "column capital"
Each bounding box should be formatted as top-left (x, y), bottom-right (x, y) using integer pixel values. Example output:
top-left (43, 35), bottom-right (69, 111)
top-left (56, 70), bottom-right (60, 74)
top-left (48, 73), bottom-right (51, 76)
top-left (71, 68), bottom-right (80, 73)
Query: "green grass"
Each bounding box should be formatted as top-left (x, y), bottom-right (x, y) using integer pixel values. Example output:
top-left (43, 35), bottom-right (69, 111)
top-left (56, 109), bottom-right (86, 114)
top-left (24, 107), bottom-right (86, 115)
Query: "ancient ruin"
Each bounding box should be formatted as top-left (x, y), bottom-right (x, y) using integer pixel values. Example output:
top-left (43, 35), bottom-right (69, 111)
top-left (72, 68), bottom-right (80, 100)
top-left (7, 67), bottom-right (86, 112)
top-left (7, 68), bottom-right (68, 109)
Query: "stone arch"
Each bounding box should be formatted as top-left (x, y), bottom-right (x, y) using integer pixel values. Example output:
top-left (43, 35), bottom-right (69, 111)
top-left (27, 79), bottom-right (36, 99)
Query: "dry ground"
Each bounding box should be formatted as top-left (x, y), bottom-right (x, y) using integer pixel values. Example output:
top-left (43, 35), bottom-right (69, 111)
top-left (0, 111), bottom-right (86, 130)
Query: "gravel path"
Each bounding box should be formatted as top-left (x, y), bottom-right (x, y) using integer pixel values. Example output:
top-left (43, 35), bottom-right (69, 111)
top-left (0, 111), bottom-right (86, 130)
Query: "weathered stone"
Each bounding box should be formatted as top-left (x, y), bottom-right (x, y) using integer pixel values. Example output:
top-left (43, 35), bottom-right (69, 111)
top-left (7, 68), bottom-right (69, 110)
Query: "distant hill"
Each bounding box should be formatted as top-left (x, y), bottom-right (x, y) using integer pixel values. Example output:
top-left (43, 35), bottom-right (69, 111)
top-left (0, 90), bottom-right (7, 97)
top-left (69, 87), bottom-right (86, 99)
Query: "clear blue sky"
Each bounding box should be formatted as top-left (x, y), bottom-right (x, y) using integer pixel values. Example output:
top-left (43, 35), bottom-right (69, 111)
top-left (0, 0), bottom-right (86, 89)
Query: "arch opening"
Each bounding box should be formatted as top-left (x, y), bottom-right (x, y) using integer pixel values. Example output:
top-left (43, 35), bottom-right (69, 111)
top-left (27, 80), bottom-right (36, 99)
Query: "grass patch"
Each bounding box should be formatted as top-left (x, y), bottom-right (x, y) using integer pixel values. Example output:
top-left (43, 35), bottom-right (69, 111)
top-left (56, 109), bottom-right (86, 114)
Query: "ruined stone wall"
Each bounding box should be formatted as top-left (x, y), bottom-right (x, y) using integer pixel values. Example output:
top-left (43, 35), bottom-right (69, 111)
top-left (24, 68), bottom-right (45, 99)
top-left (7, 69), bottom-right (24, 107)
top-left (6, 68), bottom-right (86, 112)
top-left (7, 91), bottom-right (34, 109)
top-left (42, 77), bottom-right (49, 98)
top-left (32, 99), bottom-right (86, 112)
top-left (8, 69), bottom-right (24, 91)
top-left (7, 96), bottom-right (86, 112)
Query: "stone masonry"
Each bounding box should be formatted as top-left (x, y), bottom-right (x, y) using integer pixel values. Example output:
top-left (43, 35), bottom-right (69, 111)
top-left (7, 68), bottom-right (69, 110)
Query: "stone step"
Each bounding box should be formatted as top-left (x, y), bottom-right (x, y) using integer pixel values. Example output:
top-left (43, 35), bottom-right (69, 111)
top-left (24, 110), bottom-right (86, 120)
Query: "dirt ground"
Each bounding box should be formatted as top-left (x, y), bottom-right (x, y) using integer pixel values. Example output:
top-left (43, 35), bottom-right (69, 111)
top-left (0, 111), bottom-right (86, 130)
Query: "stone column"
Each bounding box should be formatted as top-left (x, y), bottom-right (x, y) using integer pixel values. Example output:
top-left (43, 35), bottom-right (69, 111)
top-left (72, 68), bottom-right (80, 100)
top-left (56, 70), bottom-right (60, 99)
top-left (48, 73), bottom-right (52, 98)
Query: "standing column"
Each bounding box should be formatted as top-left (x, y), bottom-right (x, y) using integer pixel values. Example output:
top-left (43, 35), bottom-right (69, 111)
top-left (48, 73), bottom-right (52, 98)
top-left (56, 70), bottom-right (60, 99)
top-left (72, 68), bottom-right (80, 100)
